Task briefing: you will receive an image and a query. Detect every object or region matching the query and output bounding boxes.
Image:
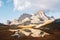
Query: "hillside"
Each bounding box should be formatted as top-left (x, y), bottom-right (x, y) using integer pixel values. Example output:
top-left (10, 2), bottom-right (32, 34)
top-left (0, 19), bottom-right (60, 40)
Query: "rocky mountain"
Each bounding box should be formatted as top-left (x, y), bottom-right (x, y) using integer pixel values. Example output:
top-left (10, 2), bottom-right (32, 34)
top-left (30, 10), bottom-right (48, 24)
top-left (19, 10), bottom-right (55, 25)
top-left (9, 10), bottom-right (55, 25)
top-left (10, 19), bottom-right (19, 25)
top-left (18, 13), bottom-right (32, 21)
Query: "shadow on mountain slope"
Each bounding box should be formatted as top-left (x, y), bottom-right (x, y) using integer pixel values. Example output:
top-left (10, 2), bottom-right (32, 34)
top-left (40, 19), bottom-right (60, 34)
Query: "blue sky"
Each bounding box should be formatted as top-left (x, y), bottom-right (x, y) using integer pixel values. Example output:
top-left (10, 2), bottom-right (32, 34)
top-left (0, 0), bottom-right (60, 24)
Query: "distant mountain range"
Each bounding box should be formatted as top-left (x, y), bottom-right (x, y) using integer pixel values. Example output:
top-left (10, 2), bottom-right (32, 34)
top-left (7, 10), bottom-right (55, 25)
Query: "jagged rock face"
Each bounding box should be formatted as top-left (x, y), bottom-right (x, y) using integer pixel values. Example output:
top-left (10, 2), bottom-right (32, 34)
top-left (34, 10), bottom-right (49, 22)
top-left (20, 10), bottom-right (49, 24)
top-left (31, 10), bottom-right (46, 24)
top-left (10, 19), bottom-right (19, 25)
top-left (7, 20), bottom-right (11, 25)
top-left (31, 16), bottom-right (41, 23)
top-left (21, 17), bottom-right (31, 25)
top-left (10, 10), bottom-right (55, 25)
top-left (18, 13), bottom-right (32, 21)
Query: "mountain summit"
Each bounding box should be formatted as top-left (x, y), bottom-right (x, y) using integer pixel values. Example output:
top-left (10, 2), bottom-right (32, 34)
top-left (8, 10), bottom-right (55, 25)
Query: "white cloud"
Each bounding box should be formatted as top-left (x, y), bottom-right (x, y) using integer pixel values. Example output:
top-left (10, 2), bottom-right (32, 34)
top-left (13, 0), bottom-right (60, 11)
top-left (13, 0), bottom-right (32, 11)
top-left (0, 0), bottom-right (3, 7)
top-left (31, 0), bottom-right (60, 11)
